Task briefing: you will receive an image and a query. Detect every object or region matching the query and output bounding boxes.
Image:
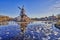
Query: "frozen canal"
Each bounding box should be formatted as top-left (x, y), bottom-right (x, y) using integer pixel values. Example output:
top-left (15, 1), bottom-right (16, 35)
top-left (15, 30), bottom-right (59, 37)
top-left (0, 21), bottom-right (60, 40)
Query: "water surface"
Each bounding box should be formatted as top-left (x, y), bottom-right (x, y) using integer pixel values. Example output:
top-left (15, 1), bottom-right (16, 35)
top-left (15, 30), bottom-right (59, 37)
top-left (0, 21), bottom-right (60, 40)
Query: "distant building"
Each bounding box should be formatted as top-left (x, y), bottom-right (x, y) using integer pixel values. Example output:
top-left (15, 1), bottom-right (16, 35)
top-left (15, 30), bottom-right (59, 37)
top-left (57, 14), bottom-right (60, 19)
top-left (14, 16), bottom-right (21, 21)
top-left (47, 15), bottom-right (57, 21)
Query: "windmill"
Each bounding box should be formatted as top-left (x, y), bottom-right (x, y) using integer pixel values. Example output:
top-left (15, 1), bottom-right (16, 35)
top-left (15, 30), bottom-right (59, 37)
top-left (18, 5), bottom-right (30, 33)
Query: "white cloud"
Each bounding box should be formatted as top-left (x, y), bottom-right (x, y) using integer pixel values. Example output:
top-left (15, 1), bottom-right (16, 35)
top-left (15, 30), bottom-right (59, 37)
top-left (46, 0), bottom-right (60, 16)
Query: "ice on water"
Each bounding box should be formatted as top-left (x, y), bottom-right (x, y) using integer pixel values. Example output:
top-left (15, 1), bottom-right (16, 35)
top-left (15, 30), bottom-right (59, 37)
top-left (0, 21), bottom-right (60, 40)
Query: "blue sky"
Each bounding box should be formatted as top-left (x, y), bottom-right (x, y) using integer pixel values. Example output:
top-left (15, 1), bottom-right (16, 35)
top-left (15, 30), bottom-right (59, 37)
top-left (0, 0), bottom-right (60, 18)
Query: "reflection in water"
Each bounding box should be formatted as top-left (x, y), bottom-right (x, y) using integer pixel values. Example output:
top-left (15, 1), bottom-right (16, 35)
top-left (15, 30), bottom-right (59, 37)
top-left (17, 22), bottom-right (29, 40)
top-left (0, 21), bottom-right (18, 26)
top-left (18, 22), bottom-right (29, 33)
top-left (0, 21), bottom-right (8, 25)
